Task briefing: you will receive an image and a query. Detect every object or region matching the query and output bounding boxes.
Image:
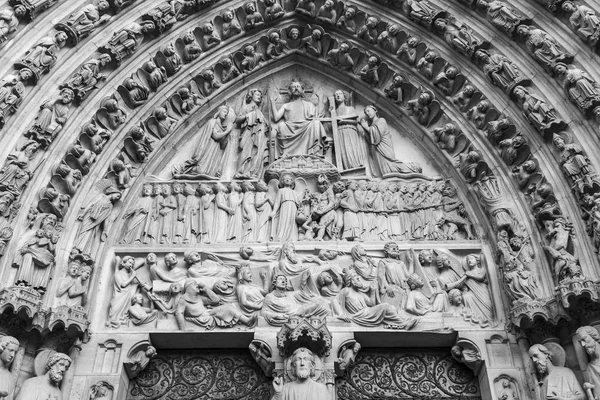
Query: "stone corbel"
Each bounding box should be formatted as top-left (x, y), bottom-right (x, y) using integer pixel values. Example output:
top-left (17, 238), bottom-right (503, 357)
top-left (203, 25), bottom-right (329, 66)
top-left (249, 339), bottom-right (275, 377)
top-left (334, 339), bottom-right (361, 377)
top-left (123, 340), bottom-right (157, 380)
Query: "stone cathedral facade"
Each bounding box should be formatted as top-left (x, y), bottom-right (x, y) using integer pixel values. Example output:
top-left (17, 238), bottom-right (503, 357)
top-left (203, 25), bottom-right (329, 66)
top-left (0, 0), bottom-right (600, 399)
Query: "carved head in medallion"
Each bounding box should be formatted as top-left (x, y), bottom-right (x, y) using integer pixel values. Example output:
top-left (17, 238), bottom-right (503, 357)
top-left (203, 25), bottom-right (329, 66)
top-left (0, 336), bottom-right (19, 369)
top-left (576, 326), bottom-right (600, 358)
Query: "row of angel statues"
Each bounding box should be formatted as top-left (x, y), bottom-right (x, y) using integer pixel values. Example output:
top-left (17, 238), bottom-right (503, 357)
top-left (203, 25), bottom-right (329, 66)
top-left (107, 242), bottom-right (494, 330)
top-left (120, 176), bottom-right (475, 245)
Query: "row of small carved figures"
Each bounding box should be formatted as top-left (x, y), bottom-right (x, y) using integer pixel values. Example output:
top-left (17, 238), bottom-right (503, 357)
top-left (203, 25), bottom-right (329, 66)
top-left (119, 179), bottom-right (472, 244)
top-left (0, 0), bottom-right (593, 262)
top-left (110, 246), bottom-right (492, 330)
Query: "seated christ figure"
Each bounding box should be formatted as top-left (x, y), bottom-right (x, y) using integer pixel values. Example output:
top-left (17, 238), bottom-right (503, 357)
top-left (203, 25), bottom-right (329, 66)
top-left (271, 80), bottom-right (327, 158)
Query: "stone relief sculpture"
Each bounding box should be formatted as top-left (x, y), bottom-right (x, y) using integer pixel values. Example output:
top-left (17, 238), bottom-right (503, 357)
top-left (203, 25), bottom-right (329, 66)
top-left (234, 88), bottom-right (269, 179)
top-left (477, 0), bottom-right (528, 36)
top-left (124, 345), bottom-right (156, 379)
top-left (55, 2), bottom-right (111, 45)
top-left (15, 352), bottom-right (71, 400)
top-left (0, 336), bottom-right (18, 400)
top-left (529, 344), bottom-right (584, 400)
top-left (14, 31), bottom-right (67, 83)
top-left (270, 80), bottom-right (326, 159)
top-left (561, 2), bottom-right (600, 47)
top-left (554, 64), bottom-right (600, 117)
top-left (173, 106), bottom-right (235, 179)
top-left (55, 250), bottom-right (93, 308)
top-left (271, 347), bottom-right (329, 400)
top-left (25, 87), bottom-right (74, 148)
top-left (516, 26), bottom-right (573, 73)
top-left (576, 326), bottom-right (600, 400)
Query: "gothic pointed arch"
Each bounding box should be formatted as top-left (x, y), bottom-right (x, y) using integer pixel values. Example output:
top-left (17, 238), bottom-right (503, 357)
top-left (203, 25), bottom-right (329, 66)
top-left (0, 0), bottom-right (598, 399)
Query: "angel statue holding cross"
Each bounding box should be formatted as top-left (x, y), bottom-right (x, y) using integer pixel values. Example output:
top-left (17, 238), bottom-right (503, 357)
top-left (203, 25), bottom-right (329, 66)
top-left (270, 80), bottom-right (327, 159)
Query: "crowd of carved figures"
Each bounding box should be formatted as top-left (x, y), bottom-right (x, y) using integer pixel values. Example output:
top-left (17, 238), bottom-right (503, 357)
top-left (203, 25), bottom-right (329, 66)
top-left (120, 178), bottom-right (474, 245)
top-left (0, 0), bottom-right (598, 339)
top-left (106, 244), bottom-right (494, 330)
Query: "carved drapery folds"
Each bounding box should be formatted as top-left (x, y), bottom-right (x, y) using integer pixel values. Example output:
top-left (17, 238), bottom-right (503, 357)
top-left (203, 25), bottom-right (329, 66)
top-left (3, 0), bottom-right (600, 399)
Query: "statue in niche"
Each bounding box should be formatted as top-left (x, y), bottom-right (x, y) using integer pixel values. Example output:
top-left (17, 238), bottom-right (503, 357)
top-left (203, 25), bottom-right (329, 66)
top-left (13, 223), bottom-right (59, 294)
top-left (95, 98), bottom-right (126, 131)
top-left (266, 32), bottom-right (287, 59)
top-left (180, 31), bottom-right (201, 62)
top-left (475, 50), bottom-right (526, 94)
top-left (295, 0), bottom-right (316, 17)
top-left (477, 0), bottom-right (527, 36)
top-left (108, 255), bottom-right (143, 327)
top-left (360, 55), bottom-right (381, 86)
top-left (55, 251), bottom-right (93, 308)
top-left (544, 245), bottom-right (582, 283)
top-left (301, 25), bottom-right (324, 57)
top-left (234, 88), bottom-right (269, 179)
top-left (264, 0), bottom-right (284, 21)
top-left (407, 91), bottom-right (435, 126)
top-left (0, 8), bottom-right (21, 45)
top-left (199, 23), bottom-right (220, 50)
top-left (337, 5), bottom-right (357, 34)
top-left (157, 44), bottom-right (181, 76)
top-left (497, 231), bottom-right (542, 303)
top-left (326, 42), bottom-right (355, 71)
top-left (270, 80), bottom-right (326, 158)
top-left (434, 19), bottom-right (484, 58)
top-left (286, 27), bottom-right (302, 49)
top-left (59, 2), bottom-right (111, 43)
top-left (262, 273), bottom-right (329, 326)
top-left (358, 16), bottom-right (378, 44)
top-left (378, 24), bottom-right (401, 54)
top-left (416, 51), bottom-right (437, 80)
top-left (316, 0), bottom-right (336, 25)
top-left (15, 352), bottom-right (71, 400)
top-left (101, 21), bottom-right (155, 64)
top-left (176, 279), bottom-right (255, 330)
top-left (271, 347), bottom-right (329, 400)
top-left (120, 78), bottom-right (149, 108)
top-left (384, 74), bottom-right (405, 104)
top-left (359, 105), bottom-right (422, 177)
top-left (554, 64), bottom-right (600, 115)
top-left (221, 8), bottom-right (242, 39)
top-left (15, 31), bottom-right (67, 81)
top-left (337, 269), bottom-right (418, 329)
top-left (142, 60), bottom-right (167, 91)
top-left (73, 181), bottom-right (121, 255)
top-left (25, 87), bottom-right (74, 148)
top-left (219, 57), bottom-right (240, 84)
top-left (128, 293), bottom-right (158, 326)
top-left (0, 72), bottom-right (27, 126)
top-left (433, 66), bottom-right (461, 96)
top-left (243, 1), bottom-right (264, 30)
top-left (0, 140), bottom-right (38, 194)
top-left (0, 336), bottom-right (18, 400)
top-left (126, 125), bottom-right (154, 163)
top-left (561, 2), bottom-right (600, 46)
top-left (240, 44), bottom-right (264, 72)
top-left (529, 344), bottom-right (584, 400)
top-left (198, 69), bottom-right (220, 96)
top-left (124, 346), bottom-right (156, 379)
top-left (576, 326), bottom-right (600, 400)
top-left (236, 263), bottom-right (268, 317)
top-left (61, 54), bottom-right (111, 103)
top-left (467, 100), bottom-right (491, 129)
top-left (403, 0), bottom-right (442, 27)
top-left (453, 84), bottom-right (476, 112)
top-left (552, 134), bottom-right (596, 192)
top-left (173, 105), bottom-right (235, 179)
top-left (397, 36), bottom-right (420, 65)
top-left (516, 26), bottom-right (573, 73)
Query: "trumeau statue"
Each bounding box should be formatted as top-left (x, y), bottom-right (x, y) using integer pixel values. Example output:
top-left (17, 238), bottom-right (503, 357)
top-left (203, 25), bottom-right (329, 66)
top-left (272, 347), bottom-right (329, 400)
top-left (15, 352), bottom-right (71, 400)
top-left (0, 336), bottom-right (18, 400)
top-left (529, 344), bottom-right (584, 400)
